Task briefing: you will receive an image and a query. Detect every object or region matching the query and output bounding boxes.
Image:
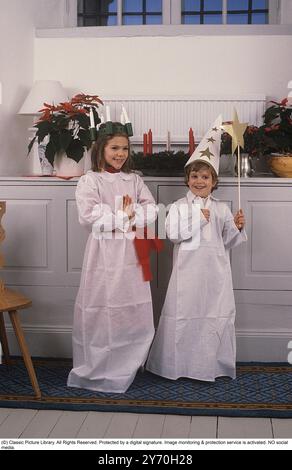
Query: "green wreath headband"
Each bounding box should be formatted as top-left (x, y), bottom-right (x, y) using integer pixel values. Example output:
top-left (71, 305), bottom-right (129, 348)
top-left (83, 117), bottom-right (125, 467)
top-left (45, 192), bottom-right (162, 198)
top-left (89, 105), bottom-right (133, 141)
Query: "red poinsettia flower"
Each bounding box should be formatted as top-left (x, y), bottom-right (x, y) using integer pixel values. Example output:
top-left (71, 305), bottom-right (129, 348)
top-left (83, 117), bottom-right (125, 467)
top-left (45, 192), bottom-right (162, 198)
top-left (28, 93), bottom-right (102, 164)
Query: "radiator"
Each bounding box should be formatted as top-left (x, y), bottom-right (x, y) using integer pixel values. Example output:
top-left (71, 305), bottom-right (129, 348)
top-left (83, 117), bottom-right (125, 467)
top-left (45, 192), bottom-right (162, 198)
top-left (101, 94), bottom-right (266, 144)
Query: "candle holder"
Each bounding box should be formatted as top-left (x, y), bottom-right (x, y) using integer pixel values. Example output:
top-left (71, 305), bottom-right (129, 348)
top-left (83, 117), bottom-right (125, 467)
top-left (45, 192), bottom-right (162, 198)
top-left (125, 122), bottom-right (133, 137)
top-left (105, 121), bottom-right (113, 134)
top-left (90, 128), bottom-right (98, 141)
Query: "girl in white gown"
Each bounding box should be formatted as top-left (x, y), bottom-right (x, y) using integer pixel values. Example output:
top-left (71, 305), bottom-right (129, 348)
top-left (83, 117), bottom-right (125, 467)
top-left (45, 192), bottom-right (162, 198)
top-left (68, 122), bottom-right (158, 393)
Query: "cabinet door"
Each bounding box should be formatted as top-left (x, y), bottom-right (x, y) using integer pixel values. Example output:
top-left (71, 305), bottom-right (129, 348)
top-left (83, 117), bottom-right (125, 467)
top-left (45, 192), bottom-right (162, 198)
top-left (232, 186), bottom-right (292, 290)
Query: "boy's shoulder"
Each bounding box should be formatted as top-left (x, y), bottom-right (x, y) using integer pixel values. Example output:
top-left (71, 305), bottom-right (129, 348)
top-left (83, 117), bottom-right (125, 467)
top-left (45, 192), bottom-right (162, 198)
top-left (171, 196), bottom-right (189, 207)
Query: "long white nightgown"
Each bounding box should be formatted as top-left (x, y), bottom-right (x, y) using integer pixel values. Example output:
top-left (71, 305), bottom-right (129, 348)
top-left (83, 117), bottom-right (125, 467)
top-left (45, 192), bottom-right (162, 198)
top-left (146, 190), bottom-right (247, 382)
top-left (67, 170), bottom-right (157, 393)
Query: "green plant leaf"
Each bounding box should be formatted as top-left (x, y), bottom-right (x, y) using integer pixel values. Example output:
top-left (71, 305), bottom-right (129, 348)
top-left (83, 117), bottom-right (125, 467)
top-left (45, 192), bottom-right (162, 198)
top-left (50, 132), bottom-right (61, 153)
top-left (35, 121), bottom-right (53, 142)
top-left (28, 136), bottom-right (36, 155)
top-left (78, 129), bottom-right (91, 148)
top-left (60, 129), bottom-right (72, 150)
top-left (75, 113), bottom-right (89, 129)
top-left (66, 139), bottom-right (84, 162)
top-left (93, 107), bottom-right (101, 125)
top-left (45, 140), bottom-right (57, 165)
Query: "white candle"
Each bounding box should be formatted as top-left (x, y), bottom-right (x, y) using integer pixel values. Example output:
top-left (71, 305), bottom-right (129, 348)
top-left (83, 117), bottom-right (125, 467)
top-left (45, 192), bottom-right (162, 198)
top-left (105, 105), bottom-right (111, 122)
top-left (120, 112), bottom-right (125, 125)
top-left (122, 105), bottom-right (130, 123)
top-left (96, 114), bottom-right (104, 130)
top-left (166, 131), bottom-right (171, 151)
top-left (89, 107), bottom-right (95, 128)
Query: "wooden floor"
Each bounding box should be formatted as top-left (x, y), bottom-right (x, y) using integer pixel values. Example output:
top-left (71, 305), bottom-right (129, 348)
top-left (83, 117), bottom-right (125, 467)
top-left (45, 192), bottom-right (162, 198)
top-left (0, 408), bottom-right (291, 438)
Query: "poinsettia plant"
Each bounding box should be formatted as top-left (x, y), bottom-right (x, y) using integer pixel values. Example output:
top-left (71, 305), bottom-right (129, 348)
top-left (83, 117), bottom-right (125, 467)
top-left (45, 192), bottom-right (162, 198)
top-left (28, 93), bottom-right (103, 164)
top-left (257, 98), bottom-right (292, 155)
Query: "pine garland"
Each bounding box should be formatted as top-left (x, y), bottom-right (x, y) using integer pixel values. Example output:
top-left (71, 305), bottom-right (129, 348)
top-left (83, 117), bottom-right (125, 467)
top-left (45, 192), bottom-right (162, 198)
top-left (132, 151), bottom-right (189, 173)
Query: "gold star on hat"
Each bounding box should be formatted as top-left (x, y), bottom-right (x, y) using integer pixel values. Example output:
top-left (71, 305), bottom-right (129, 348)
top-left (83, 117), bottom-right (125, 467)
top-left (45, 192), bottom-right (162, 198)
top-left (207, 137), bottom-right (216, 143)
top-left (199, 147), bottom-right (214, 160)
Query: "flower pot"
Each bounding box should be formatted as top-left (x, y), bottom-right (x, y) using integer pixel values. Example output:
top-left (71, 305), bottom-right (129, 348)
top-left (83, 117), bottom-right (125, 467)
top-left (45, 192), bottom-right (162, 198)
top-left (54, 152), bottom-right (85, 177)
top-left (268, 154), bottom-right (292, 177)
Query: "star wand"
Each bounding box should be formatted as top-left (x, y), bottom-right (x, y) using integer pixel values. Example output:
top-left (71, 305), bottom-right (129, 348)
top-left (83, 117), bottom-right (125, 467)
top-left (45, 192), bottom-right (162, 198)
top-left (221, 109), bottom-right (248, 210)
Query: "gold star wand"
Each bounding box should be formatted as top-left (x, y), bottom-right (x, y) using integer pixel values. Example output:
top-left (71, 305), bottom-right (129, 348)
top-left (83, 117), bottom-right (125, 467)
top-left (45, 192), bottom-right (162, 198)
top-left (221, 109), bottom-right (248, 210)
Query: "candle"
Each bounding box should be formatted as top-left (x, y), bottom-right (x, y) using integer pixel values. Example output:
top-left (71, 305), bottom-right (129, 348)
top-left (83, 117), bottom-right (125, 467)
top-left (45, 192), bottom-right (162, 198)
top-left (89, 107), bottom-right (95, 128)
top-left (122, 105), bottom-right (130, 123)
top-left (148, 129), bottom-right (153, 155)
top-left (166, 131), bottom-right (171, 152)
top-left (189, 128), bottom-right (195, 155)
top-left (100, 114), bottom-right (104, 124)
top-left (120, 111), bottom-right (125, 125)
top-left (105, 105), bottom-right (111, 122)
top-left (143, 133), bottom-right (148, 156)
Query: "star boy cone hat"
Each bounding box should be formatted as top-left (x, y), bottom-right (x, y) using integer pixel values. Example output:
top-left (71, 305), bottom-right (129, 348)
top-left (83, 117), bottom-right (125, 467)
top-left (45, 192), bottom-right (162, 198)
top-left (185, 115), bottom-right (222, 175)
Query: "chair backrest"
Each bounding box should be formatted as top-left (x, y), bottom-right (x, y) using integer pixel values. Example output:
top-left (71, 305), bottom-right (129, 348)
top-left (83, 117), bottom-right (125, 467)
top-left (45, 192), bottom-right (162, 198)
top-left (0, 201), bottom-right (6, 291)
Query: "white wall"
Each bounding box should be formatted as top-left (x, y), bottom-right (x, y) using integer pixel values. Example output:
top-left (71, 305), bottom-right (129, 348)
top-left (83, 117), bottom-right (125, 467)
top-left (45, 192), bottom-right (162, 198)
top-left (0, 0), bottom-right (68, 176)
top-left (280, 0), bottom-right (292, 24)
top-left (34, 34), bottom-right (292, 102)
top-left (0, 0), bottom-right (36, 175)
top-left (35, 0), bottom-right (77, 28)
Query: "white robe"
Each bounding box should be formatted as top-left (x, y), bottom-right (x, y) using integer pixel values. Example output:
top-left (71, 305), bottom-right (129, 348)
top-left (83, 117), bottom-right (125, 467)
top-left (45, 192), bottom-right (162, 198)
top-left (146, 190), bottom-right (247, 382)
top-left (67, 170), bottom-right (157, 393)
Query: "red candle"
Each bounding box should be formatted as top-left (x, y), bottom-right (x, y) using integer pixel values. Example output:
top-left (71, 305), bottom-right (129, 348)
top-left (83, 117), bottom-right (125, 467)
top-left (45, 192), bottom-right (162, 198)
top-left (143, 133), bottom-right (148, 156)
top-left (148, 129), bottom-right (153, 155)
top-left (189, 128), bottom-right (195, 155)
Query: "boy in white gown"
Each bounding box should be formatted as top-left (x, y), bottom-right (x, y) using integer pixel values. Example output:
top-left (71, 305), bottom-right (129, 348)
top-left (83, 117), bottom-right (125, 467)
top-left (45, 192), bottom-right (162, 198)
top-left (146, 116), bottom-right (247, 382)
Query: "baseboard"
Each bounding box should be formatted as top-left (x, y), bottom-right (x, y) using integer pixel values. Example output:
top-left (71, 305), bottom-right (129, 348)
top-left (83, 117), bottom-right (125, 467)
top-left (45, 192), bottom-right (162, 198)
top-left (4, 326), bottom-right (292, 362)
top-left (5, 325), bottom-right (73, 358)
top-left (236, 330), bottom-right (292, 362)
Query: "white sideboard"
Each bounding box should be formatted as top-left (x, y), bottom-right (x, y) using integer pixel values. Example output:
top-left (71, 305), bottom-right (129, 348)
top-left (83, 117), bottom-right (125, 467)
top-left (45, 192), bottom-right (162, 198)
top-left (1, 176), bottom-right (292, 361)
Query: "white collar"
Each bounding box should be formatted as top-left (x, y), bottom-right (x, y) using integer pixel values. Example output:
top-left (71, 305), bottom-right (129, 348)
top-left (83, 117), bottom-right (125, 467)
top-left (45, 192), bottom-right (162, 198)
top-left (186, 190), bottom-right (218, 203)
top-left (88, 170), bottom-right (133, 182)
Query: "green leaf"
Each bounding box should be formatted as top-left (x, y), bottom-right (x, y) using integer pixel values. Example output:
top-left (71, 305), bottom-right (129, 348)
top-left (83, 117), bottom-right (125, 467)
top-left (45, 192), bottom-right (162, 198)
top-left (28, 136), bottom-right (36, 155)
top-left (45, 140), bottom-right (57, 165)
top-left (75, 113), bottom-right (89, 129)
top-left (66, 139), bottom-right (84, 162)
top-left (60, 129), bottom-right (72, 150)
top-left (50, 132), bottom-right (61, 152)
top-left (93, 107), bottom-right (100, 125)
top-left (78, 129), bottom-right (91, 148)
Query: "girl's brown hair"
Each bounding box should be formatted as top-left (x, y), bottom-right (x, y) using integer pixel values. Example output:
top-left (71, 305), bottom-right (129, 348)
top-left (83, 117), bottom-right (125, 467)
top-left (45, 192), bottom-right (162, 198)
top-left (91, 124), bottom-right (133, 173)
top-left (184, 161), bottom-right (218, 191)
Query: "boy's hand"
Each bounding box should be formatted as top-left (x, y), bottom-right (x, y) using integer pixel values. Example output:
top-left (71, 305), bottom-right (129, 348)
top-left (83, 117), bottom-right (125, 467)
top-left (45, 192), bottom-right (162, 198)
top-left (201, 209), bottom-right (210, 222)
top-left (234, 209), bottom-right (245, 230)
top-left (123, 194), bottom-right (135, 220)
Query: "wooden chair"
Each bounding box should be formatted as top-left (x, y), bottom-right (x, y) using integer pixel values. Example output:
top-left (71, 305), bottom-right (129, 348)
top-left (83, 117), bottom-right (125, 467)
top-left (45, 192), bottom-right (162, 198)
top-left (0, 201), bottom-right (41, 398)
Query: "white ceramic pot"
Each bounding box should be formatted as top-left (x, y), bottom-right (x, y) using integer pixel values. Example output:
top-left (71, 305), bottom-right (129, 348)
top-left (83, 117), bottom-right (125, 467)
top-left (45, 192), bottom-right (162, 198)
top-left (54, 152), bottom-right (85, 177)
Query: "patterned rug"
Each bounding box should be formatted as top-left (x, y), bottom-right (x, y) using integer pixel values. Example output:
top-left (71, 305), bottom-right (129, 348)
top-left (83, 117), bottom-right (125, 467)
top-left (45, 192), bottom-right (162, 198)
top-left (0, 359), bottom-right (292, 417)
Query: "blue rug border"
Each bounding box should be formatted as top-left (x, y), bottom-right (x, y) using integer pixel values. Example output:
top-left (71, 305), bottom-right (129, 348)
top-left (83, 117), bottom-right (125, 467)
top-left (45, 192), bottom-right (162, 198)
top-left (1, 359), bottom-right (292, 418)
top-left (1, 399), bottom-right (292, 418)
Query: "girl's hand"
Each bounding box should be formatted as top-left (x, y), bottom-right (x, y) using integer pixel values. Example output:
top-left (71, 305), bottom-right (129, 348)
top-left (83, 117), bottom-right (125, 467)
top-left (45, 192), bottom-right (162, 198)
top-left (201, 209), bottom-right (210, 222)
top-left (234, 209), bottom-right (245, 230)
top-left (123, 194), bottom-right (135, 220)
